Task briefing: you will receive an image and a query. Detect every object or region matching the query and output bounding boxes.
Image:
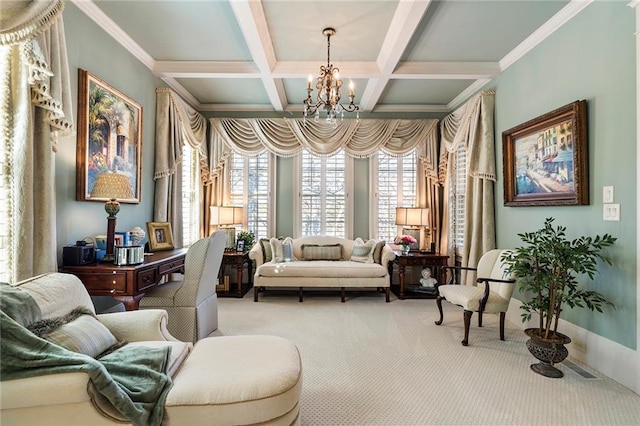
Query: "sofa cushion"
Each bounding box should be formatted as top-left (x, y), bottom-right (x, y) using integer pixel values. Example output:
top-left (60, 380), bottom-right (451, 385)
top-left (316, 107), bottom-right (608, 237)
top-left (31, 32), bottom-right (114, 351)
top-left (127, 341), bottom-right (191, 378)
top-left (350, 238), bottom-right (376, 263)
top-left (260, 238), bottom-right (273, 262)
top-left (270, 238), bottom-right (284, 262)
top-left (301, 244), bottom-right (343, 261)
top-left (373, 240), bottom-right (386, 264)
top-left (258, 260), bottom-right (387, 278)
top-left (28, 308), bottom-right (120, 358)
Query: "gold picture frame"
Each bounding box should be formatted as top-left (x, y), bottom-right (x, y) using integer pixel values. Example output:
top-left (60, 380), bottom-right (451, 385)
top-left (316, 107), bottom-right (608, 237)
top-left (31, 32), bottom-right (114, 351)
top-left (146, 222), bottom-right (174, 251)
top-left (76, 69), bottom-right (142, 203)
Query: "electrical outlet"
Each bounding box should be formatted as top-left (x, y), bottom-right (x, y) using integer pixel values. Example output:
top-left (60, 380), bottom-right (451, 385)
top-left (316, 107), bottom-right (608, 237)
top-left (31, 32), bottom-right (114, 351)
top-left (603, 204), bottom-right (620, 221)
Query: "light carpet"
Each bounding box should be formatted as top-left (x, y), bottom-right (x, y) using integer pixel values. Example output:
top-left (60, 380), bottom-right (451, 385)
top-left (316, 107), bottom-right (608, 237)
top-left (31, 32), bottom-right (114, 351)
top-left (214, 290), bottom-right (640, 425)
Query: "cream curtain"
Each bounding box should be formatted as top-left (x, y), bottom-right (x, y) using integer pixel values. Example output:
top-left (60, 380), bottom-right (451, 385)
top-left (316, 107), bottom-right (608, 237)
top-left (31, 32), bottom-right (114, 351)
top-left (439, 91), bottom-right (496, 281)
top-left (153, 88), bottom-right (208, 247)
top-left (1, 0), bottom-right (74, 282)
top-left (210, 117), bottom-right (438, 159)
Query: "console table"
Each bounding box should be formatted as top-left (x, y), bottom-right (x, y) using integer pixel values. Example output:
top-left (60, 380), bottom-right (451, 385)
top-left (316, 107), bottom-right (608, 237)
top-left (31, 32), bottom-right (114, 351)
top-left (389, 251), bottom-right (449, 299)
top-left (63, 248), bottom-right (187, 310)
top-left (218, 251), bottom-right (253, 298)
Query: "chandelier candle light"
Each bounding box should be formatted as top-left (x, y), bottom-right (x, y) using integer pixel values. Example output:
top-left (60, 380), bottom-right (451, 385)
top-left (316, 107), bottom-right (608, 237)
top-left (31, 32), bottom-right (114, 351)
top-left (303, 27), bottom-right (359, 125)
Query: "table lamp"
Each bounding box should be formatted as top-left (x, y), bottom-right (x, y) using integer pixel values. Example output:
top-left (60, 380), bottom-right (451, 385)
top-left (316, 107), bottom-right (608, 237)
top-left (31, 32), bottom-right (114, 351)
top-left (210, 206), bottom-right (244, 249)
top-left (395, 207), bottom-right (429, 251)
top-left (90, 173), bottom-right (134, 262)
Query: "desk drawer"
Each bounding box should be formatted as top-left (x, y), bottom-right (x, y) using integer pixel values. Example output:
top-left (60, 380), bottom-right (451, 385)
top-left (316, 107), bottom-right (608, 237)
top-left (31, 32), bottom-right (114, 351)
top-left (79, 272), bottom-right (127, 294)
top-left (158, 258), bottom-right (184, 275)
top-left (137, 268), bottom-right (157, 292)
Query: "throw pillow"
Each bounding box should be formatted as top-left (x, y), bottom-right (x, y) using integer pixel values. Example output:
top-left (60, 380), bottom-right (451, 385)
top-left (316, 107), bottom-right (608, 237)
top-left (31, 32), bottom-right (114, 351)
top-left (270, 237), bottom-right (284, 263)
top-left (372, 240), bottom-right (386, 264)
top-left (259, 238), bottom-right (273, 262)
top-left (27, 307), bottom-right (121, 358)
top-left (301, 244), bottom-right (343, 261)
top-left (282, 237), bottom-right (297, 262)
top-left (350, 238), bottom-right (376, 263)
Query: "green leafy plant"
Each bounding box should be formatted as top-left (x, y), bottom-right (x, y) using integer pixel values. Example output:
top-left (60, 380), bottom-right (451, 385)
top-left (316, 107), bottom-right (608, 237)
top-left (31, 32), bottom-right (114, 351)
top-left (501, 217), bottom-right (616, 341)
top-left (237, 230), bottom-right (255, 252)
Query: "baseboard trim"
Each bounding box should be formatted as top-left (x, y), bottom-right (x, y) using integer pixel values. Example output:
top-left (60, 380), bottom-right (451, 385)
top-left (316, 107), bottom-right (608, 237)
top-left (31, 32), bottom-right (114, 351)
top-left (506, 298), bottom-right (638, 394)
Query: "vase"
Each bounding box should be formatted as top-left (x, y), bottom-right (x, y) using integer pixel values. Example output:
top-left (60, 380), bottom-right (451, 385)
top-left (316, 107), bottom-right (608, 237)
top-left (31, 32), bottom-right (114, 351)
top-left (524, 328), bottom-right (571, 378)
top-left (401, 245), bottom-right (410, 255)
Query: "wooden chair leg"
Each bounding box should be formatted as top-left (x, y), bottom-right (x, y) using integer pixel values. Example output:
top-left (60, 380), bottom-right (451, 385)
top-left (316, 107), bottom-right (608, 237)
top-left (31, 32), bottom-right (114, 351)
top-left (341, 287), bottom-right (346, 303)
top-left (299, 287), bottom-right (303, 302)
top-left (462, 310), bottom-right (473, 346)
top-left (434, 296), bottom-right (445, 325)
top-left (385, 287), bottom-right (390, 302)
top-left (499, 312), bottom-right (506, 341)
top-left (478, 311), bottom-right (483, 327)
top-left (254, 286), bottom-right (259, 302)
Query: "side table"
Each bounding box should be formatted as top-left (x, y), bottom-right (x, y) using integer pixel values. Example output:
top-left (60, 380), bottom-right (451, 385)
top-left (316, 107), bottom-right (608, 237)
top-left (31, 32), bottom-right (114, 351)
top-left (218, 251), bottom-right (253, 298)
top-left (389, 251), bottom-right (449, 299)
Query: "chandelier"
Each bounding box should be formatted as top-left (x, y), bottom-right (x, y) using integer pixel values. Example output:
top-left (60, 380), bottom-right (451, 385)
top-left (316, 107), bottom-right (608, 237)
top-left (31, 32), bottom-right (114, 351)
top-left (303, 27), bottom-right (359, 124)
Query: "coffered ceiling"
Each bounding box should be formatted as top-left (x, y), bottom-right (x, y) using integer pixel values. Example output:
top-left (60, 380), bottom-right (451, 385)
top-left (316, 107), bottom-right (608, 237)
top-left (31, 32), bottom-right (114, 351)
top-left (72, 0), bottom-right (588, 115)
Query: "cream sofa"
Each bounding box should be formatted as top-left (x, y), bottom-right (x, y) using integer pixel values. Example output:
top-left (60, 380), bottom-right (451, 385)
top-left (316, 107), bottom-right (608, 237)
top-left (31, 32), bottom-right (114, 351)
top-left (0, 273), bottom-right (302, 425)
top-left (249, 236), bottom-right (396, 302)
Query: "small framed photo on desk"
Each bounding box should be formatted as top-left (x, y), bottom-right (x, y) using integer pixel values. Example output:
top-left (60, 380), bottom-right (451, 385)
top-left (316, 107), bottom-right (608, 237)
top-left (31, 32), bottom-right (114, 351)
top-left (236, 240), bottom-right (245, 252)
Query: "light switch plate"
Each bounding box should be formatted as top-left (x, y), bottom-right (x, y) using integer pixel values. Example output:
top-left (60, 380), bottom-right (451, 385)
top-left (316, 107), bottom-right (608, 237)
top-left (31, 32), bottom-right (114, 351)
top-left (603, 204), bottom-right (620, 221)
top-left (603, 186), bottom-right (614, 203)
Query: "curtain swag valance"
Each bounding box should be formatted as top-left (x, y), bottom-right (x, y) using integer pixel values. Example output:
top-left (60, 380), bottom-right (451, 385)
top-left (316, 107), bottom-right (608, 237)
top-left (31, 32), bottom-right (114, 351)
top-left (210, 117), bottom-right (438, 159)
top-left (154, 88), bottom-right (211, 182)
top-left (439, 90), bottom-right (496, 182)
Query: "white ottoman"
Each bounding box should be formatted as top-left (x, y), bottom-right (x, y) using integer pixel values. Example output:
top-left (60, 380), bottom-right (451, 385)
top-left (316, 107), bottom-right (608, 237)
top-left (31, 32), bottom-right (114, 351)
top-left (165, 335), bottom-right (302, 425)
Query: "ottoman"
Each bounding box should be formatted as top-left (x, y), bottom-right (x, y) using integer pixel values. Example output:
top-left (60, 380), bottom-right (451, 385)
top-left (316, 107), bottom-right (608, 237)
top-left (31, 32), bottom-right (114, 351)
top-left (164, 335), bottom-right (302, 425)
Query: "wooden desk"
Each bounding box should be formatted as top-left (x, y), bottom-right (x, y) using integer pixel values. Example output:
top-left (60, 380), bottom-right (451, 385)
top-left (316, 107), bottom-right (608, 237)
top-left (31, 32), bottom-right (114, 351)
top-left (218, 251), bottom-right (253, 298)
top-left (389, 251), bottom-right (449, 299)
top-left (63, 248), bottom-right (187, 310)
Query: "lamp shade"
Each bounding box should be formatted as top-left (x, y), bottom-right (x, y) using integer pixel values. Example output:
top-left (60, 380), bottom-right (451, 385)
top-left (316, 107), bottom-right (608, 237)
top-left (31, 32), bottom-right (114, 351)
top-left (90, 173), bottom-right (134, 200)
top-left (210, 206), bottom-right (244, 226)
top-left (395, 207), bottom-right (429, 227)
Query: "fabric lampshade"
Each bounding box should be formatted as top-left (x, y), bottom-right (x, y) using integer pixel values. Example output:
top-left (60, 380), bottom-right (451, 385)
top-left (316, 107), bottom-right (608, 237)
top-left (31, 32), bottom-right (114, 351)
top-left (90, 173), bottom-right (134, 200)
top-left (210, 206), bottom-right (244, 226)
top-left (395, 207), bottom-right (429, 227)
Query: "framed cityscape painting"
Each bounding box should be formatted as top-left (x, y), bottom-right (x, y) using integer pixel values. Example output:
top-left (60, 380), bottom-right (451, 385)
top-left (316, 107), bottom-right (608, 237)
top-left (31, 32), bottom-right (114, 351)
top-left (502, 100), bottom-right (588, 207)
top-left (76, 69), bottom-right (142, 203)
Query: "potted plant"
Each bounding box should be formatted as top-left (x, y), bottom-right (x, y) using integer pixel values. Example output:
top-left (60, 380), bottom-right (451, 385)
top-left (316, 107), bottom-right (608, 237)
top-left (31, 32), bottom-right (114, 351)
top-left (501, 217), bottom-right (616, 378)
top-left (236, 230), bottom-right (256, 252)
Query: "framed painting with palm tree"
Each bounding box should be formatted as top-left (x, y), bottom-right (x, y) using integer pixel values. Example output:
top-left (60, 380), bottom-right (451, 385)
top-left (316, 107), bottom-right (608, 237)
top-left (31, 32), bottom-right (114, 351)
top-left (76, 69), bottom-right (142, 203)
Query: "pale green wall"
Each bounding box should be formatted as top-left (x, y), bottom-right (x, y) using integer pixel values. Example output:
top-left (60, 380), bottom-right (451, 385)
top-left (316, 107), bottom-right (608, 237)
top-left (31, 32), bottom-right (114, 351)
top-left (489, 1), bottom-right (636, 349)
top-left (56, 4), bottom-right (164, 262)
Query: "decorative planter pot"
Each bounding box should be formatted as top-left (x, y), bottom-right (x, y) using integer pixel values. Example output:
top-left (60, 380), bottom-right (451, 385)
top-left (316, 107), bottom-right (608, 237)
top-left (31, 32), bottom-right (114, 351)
top-left (524, 328), bottom-right (571, 378)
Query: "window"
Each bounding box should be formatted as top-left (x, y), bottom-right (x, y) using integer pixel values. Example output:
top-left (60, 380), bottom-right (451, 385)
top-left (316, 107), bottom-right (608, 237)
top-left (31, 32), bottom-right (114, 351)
top-left (229, 151), bottom-right (272, 240)
top-left (296, 149), bottom-right (350, 237)
top-left (372, 150), bottom-right (418, 243)
top-left (181, 144), bottom-right (200, 247)
top-left (451, 144), bottom-right (467, 251)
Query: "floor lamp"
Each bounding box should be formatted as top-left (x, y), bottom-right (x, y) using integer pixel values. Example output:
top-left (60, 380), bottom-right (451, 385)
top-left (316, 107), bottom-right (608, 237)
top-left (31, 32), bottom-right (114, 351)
top-left (210, 206), bottom-right (244, 250)
top-left (395, 207), bottom-right (429, 251)
top-left (90, 173), bottom-right (135, 262)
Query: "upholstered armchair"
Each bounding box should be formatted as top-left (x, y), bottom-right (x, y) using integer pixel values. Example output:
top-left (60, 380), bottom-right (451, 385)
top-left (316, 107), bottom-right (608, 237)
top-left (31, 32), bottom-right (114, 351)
top-left (139, 231), bottom-right (226, 343)
top-left (435, 249), bottom-right (516, 346)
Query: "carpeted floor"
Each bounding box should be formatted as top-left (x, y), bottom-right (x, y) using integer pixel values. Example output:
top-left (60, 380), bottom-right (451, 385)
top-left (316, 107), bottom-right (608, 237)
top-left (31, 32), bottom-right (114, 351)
top-left (214, 289), bottom-right (640, 425)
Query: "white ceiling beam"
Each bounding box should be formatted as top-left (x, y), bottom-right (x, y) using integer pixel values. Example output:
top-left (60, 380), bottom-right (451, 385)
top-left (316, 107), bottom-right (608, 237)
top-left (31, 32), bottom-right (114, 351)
top-left (160, 77), bottom-right (204, 110)
top-left (230, 0), bottom-right (286, 111)
top-left (394, 62), bottom-right (500, 79)
top-left (359, 0), bottom-right (433, 112)
top-left (272, 61), bottom-right (380, 78)
top-left (154, 61), bottom-right (260, 78)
